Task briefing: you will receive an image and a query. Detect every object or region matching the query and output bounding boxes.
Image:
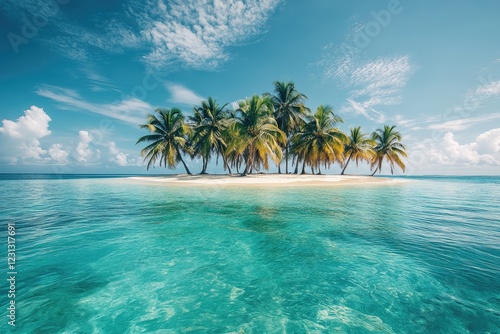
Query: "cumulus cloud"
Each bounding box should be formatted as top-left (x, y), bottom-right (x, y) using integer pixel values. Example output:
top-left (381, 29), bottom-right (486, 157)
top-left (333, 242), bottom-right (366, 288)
top-left (75, 130), bottom-right (95, 163)
top-left (0, 106), bottom-right (52, 163)
top-left (108, 141), bottom-right (129, 166)
top-left (0, 106), bottom-right (140, 168)
top-left (48, 144), bottom-right (69, 163)
top-left (410, 128), bottom-right (500, 169)
top-left (166, 83), bottom-right (204, 105)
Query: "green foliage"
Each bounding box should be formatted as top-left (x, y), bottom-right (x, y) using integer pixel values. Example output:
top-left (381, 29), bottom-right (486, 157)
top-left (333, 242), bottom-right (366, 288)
top-left (292, 105), bottom-right (347, 174)
top-left (370, 125), bottom-right (408, 175)
top-left (136, 108), bottom-right (192, 174)
top-left (137, 83), bottom-right (407, 176)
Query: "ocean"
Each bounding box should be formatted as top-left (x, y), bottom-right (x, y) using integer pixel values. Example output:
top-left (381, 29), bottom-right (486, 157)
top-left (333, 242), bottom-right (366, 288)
top-left (1, 174), bottom-right (499, 333)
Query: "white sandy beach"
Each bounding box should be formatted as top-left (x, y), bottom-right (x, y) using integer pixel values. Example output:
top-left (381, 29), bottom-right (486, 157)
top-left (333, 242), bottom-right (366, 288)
top-left (124, 174), bottom-right (407, 187)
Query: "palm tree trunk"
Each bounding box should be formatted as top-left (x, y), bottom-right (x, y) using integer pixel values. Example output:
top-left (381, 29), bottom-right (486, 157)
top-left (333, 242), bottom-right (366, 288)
top-left (243, 153), bottom-right (252, 176)
top-left (277, 164), bottom-right (281, 174)
top-left (371, 159), bottom-right (381, 176)
top-left (341, 154), bottom-right (352, 175)
top-left (201, 156), bottom-right (207, 174)
top-left (294, 156), bottom-right (300, 174)
top-left (301, 160), bottom-right (306, 174)
top-left (285, 145), bottom-right (289, 174)
top-left (318, 164), bottom-right (321, 175)
top-left (222, 156), bottom-right (232, 174)
top-left (177, 149), bottom-right (192, 175)
top-left (242, 163), bottom-right (250, 176)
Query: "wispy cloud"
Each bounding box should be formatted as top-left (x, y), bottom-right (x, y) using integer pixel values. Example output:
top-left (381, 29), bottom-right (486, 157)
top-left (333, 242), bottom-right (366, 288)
top-left (36, 85), bottom-right (152, 125)
top-left (80, 67), bottom-right (117, 92)
top-left (138, 0), bottom-right (282, 69)
top-left (2, 0), bottom-right (143, 60)
top-left (311, 15), bottom-right (416, 122)
top-left (3, 0), bottom-right (281, 70)
top-left (454, 80), bottom-right (500, 113)
top-left (166, 83), bottom-right (204, 105)
top-left (427, 113), bottom-right (500, 131)
top-left (424, 79), bottom-right (500, 132)
top-left (338, 56), bottom-right (416, 121)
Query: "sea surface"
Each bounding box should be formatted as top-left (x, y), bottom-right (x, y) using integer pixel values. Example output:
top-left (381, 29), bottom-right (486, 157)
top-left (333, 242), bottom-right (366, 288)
top-left (0, 174), bottom-right (499, 333)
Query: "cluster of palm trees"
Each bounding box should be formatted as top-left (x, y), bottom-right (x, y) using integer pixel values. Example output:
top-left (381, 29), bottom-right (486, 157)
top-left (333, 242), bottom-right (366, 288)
top-left (137, 81), bottom-right (407, 176)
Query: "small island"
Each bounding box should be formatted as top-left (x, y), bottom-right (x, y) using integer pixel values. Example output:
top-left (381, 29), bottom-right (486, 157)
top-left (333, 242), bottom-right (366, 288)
top-left (136, 81), bottom-right (408, 178)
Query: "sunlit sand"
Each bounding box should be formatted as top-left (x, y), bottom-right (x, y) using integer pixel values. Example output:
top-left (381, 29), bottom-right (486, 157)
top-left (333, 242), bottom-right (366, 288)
top-left (124, 174), bottom-right (407, 187)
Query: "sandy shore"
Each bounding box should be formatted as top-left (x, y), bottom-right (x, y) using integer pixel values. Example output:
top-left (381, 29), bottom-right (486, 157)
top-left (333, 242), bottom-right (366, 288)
top-left (124, 174), bottom-right (407, 187)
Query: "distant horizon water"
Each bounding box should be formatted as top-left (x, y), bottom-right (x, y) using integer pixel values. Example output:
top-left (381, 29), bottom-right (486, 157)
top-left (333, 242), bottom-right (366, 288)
top-left (1, 174), bottom-right (498, 332)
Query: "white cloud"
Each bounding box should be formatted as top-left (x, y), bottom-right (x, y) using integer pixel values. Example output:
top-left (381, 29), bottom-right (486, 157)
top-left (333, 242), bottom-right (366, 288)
top-left (475, 80), bottom-right (500, 96)
top-left (338, 56), bottom-right (415, 120)
top-left (108, 141), bottom-right (130, 166)
top-left (73, 132), bottom-right (140, 167)
top-left (3, 0), bottom-right (280, 70)
top-left (48, 144), bottom-right (69, 163)
top-left (46, 17), bottom-right (143, 61)
top-left (139, 0), bottom-right (282, 69)
top-left (81, 67), bottom-right (117, 92)
top-left (36, 85), bottom-right (152, 125)
top-left (75, 130), bottom-right (95, 163)
top-left (475, 129), bottom-right (500, 155)
top-left (0, 106), bottom-right (141, 168)
top-left (115, 153), bottom-right (128, 166)
top-left (166, 83), bottom-right (204, 105)
top-left (428, 114), bottom-right (500, 132)
top-left (0, 106), bottom-right (52, 163)
top-left (312, 16), bottom-right (416, 122)
top-left (454, 80), bottom-right (500, 113)
top-left (409, 128), bottom-right (500, 170)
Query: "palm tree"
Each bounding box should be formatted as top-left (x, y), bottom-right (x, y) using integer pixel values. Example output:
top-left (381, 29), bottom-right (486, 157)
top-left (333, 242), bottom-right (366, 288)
top-left (265, 81), bottom-right (309, 174)
top-left (292, 105), bottom-right (346, 174)
top-left (189, 97), bottom-right (232, 174)
top-left (341, 126), bottom-right (375, 175)
top-left (370, 125), bottom-right (407, 175)
top-left (136, 108), bottom-right (193, 174)
top-left (229, 95), bottom-right (286, 175)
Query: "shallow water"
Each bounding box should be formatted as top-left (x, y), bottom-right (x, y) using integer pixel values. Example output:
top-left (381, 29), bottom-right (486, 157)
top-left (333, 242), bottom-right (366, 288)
top-left (1, 175), bottom-right (499, 333)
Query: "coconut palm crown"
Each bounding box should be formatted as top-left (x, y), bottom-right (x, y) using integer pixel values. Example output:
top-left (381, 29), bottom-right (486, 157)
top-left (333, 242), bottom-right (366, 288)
top-left (136, 108), bottom-right (193, 174)
top-left (189, 97), bottom-right (232, 174)
top-left (292, 105), bottom-right (347, 174)
top-left (341, 126), bottom-right (375, 175)
top-left (229, 95), bottom-right (286, 175)
top-left (265, 80), bottom-right (309, 173)
top-left (370, 125), bottom-right (407, 175)
top-left (136, 81), bottom-right (407, 176)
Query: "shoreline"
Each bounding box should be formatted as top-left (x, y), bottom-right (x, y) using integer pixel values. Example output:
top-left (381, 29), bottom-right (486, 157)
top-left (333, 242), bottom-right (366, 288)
top-left (122, 174), bottom-right (409, 187)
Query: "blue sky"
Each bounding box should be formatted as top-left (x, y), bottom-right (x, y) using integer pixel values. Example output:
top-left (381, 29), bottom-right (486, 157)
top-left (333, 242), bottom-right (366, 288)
top-left (1, 0), bottom-right (499, 175)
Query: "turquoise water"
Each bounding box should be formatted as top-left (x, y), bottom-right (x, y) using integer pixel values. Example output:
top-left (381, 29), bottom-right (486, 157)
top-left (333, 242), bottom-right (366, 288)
top-left (1, 175), bottom-right (499, 333)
